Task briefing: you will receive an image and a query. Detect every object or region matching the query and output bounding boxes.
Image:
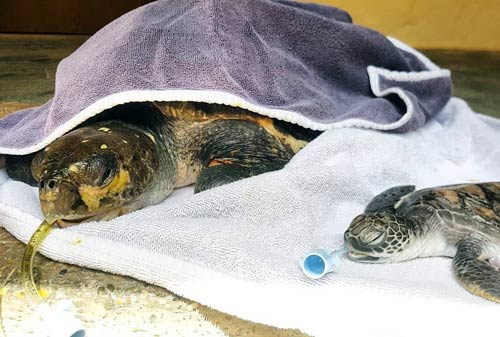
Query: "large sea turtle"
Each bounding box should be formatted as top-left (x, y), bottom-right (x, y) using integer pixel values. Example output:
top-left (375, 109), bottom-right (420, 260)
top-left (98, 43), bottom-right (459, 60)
top-left (5, 101), bottom-right (320, 227)
top-left (344, 183), bottom-right (500, 303)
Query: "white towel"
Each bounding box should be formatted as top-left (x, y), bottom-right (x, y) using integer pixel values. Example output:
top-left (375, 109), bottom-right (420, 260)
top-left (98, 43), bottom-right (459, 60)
top-left (1, 97), bottom-right (499, 337)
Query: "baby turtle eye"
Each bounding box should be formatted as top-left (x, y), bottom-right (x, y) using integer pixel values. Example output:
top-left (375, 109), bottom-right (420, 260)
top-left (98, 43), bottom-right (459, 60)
top-left (359, 229), bottom-right (387, 247)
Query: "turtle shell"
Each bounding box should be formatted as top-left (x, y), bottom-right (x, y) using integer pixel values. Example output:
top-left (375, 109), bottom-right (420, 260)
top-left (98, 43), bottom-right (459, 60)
top-left (396, 182), bottom-right (500, 241)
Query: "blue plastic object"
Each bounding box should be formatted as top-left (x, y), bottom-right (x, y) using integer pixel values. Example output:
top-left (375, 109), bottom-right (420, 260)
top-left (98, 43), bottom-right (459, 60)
top-left (300, 247), bottom-right (348, 279)
top-left (37, 300), bottom-right (86, 337)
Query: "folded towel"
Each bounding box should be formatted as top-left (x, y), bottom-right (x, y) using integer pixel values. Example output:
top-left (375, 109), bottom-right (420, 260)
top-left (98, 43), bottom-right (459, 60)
top-left (0, 0), bottom-right (451, 155)
top-left (1, 98), bottom-right (499, 337)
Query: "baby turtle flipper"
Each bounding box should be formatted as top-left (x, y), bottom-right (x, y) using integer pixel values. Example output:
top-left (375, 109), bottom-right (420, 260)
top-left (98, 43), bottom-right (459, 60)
top-left (365, 185), bottom-right (415, 213)
top-left (452, 236), bottom-right (500, 303)
top-left (194, 160), bottom-right (287, 193)
top-left (5, 153), bottom-right (38, 186)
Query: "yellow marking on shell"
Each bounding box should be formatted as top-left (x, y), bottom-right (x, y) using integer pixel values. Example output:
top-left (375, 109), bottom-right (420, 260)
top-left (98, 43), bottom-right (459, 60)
top-left (155, 101), bottom-right (309, 152)
top-left (490, 182), bottom-right (500, 190)
top-left (145, 132), bottom-right (156, 143)
top-left (122, 140), bottom-right (128, 144)
top-left (436, 189), bottom-right (460, 204)
top-left (100, 144), bottom-right (108, 149)
top-left (79, 169), bottom-right (130, 212)
top-left (82, 139), bottom-right (89, 143)
top-left (459, 184), bottom-right (485, 198)
top-left (473, 205), bottom-right (497, 220)
top-left (255, 117), bottom-right (308, 153)
top-left (98, 127), bottom-right (110, 132)
top-left (68, 164), bottom-right (79, 173)
top-left (208, 158), bottom-right (235, 167)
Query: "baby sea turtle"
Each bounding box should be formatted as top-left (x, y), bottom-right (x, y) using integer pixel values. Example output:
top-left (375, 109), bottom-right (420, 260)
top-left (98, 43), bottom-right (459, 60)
top-left (344, 183), bottom-right (500, 303)
top-left (6, 101), bottom-right (320, 227)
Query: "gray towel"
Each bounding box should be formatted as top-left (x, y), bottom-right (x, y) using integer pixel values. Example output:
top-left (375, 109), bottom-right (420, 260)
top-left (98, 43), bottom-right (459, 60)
top-left (0, 0), bottom-right (451, 155)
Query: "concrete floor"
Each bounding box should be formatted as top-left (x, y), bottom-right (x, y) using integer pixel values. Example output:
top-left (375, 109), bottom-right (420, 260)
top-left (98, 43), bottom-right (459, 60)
top-left (0, 34), bottom-right (499, 337)
top-left (0, 229), bottom-right (305, 337)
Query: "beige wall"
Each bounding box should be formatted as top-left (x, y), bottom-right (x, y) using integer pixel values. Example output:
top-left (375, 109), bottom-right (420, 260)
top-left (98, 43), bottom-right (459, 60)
top-left (1, 0), bottom-right (498, 50)
top-left (312, 0), bottom-right (500, 50)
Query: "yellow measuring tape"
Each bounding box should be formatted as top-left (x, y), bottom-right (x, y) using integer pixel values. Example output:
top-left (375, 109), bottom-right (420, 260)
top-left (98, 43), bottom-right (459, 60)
top-left (3, 220), bottom-right (86, 337)
top-left (1, 220), bottom-right (53, 336)
top-left (20, 220), bottom-right (54, 304)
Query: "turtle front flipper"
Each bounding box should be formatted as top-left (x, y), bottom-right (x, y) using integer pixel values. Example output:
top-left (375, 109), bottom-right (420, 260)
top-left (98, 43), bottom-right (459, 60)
top-left (452, 236), bottom-right (500, 303)
top-left (194, 160), bottom-right (287, 193)
top-left (365, 185), bottom-right (415, 213)
top-left (191, 118), bottom-right (295, 193)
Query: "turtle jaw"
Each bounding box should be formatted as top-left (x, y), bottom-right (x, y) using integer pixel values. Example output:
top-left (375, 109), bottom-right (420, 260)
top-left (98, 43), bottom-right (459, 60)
top-left (42, 193), bottom-right (133, 227)
top-left (39, 179), bottom-right (87, 226)
top-left (53, 206), bottom-right (124, 228)
top-left (55, 216), bottom-right (93, 228)
top-left (41, 191), bottom-right (135, 228)
top-left (347, 251), bottom-right (381, 262)
top-left (39, 173), bottom-right (132, 227)
top-left (344, 230), bottom-right (387, 263)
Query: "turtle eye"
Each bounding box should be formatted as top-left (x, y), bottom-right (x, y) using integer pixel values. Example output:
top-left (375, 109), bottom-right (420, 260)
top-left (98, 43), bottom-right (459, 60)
top-left (82, 154), bottom-right (117, 187)
top-left (359, 229), bottom-right (387, 247)
top-left (99, 167), bottom-right (114, 186)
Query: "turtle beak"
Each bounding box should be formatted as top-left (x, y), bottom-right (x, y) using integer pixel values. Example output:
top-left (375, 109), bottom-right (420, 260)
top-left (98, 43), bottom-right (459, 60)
top-left (344, 233), bottom-right (382, 262)
top-left (347, 251), bottom-right (381, 262)
top-left (39, 177), bottom-right (86, 224)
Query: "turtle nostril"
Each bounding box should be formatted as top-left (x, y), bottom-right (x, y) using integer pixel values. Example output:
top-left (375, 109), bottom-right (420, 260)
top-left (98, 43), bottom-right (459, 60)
top-left (40, 178), bottom-right (58, 191)
top-left (47, 179), bottom-right (57, 190)
top-left (344, 232), bottom-right (350, 242)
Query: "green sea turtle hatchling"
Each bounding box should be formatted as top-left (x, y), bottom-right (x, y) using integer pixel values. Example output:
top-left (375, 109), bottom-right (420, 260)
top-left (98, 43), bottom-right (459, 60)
top-left (5, 101), bottom-right (320, 227)
top-left (344, 183), bottom-right (500, 303)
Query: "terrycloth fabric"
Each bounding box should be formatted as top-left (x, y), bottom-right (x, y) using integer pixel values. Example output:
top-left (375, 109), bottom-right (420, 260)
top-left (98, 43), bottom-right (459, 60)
top-left (0, 0), bottom-right (451, 155)
top-left (1, 98), bottom-right (499, 337)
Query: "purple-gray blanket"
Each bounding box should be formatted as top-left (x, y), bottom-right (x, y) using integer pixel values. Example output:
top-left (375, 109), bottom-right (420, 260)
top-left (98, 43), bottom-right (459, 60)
top-left (0, 0), bottom-right (452, 155)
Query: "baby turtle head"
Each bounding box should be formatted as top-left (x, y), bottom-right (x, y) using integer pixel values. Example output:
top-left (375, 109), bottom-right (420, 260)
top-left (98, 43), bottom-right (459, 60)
top-left (32, 121), bottom-right (163, 227)
top-left (344, 212), bottom-right (418, 262)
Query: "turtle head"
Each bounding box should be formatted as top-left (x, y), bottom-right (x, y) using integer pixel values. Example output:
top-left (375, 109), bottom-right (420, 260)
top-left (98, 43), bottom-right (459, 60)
top-left (344, 212), bottom-right (418, 263)
top-left (32, 121), bottom-right (164, 227)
